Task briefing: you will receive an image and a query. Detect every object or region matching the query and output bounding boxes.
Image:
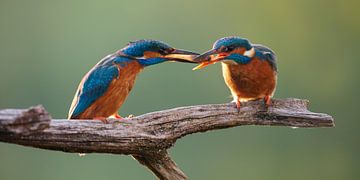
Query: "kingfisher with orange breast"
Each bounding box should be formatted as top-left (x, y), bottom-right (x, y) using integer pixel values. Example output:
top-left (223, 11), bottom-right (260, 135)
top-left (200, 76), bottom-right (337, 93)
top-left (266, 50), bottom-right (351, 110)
top-left (193, 36), bottom-right (277, 111)
top-left (68, 39), bottom-right (198, 121)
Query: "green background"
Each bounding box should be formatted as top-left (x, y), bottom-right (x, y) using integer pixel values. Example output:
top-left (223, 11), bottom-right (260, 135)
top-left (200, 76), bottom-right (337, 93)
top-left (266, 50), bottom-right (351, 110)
top-left (0, 0), bottom-right (359, 179)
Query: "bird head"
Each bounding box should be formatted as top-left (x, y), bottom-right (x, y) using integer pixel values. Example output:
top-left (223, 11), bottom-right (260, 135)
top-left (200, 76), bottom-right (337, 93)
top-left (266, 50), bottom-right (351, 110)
top-left (192, 36), bottom-right (255, 70)
top-left (119, 39), bottom-right (199, 66)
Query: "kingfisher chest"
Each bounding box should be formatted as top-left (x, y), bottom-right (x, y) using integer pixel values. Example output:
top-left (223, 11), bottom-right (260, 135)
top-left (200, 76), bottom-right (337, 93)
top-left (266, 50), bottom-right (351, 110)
top-left (222, 58), bottom-right (275, 80)
top-left (112, 61), bottom-right (144, 87)
top-left (221, 58), bottom-right (277, 98)
top-left (94, 61), bottom-right (143, 109)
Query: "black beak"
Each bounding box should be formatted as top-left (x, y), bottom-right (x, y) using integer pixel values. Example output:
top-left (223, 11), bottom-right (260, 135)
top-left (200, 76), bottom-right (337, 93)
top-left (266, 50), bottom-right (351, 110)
top-left (193, 49), bottom-right (219, 63)
top-left (163, 49), bottom-right (199, 63)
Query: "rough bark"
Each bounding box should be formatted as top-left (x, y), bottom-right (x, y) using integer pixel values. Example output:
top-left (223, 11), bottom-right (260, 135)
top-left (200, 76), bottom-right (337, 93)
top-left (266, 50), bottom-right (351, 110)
top-left (0, 98), bottom-right (334, 180)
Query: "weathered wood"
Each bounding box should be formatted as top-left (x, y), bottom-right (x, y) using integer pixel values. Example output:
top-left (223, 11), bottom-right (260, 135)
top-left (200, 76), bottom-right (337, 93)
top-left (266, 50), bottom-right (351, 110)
top-left (0, 98), bottom-right (334, 180)
top-left (0, 105), bottom-right (50, 135)
top-left (133, 151), bottom-right (187, 180)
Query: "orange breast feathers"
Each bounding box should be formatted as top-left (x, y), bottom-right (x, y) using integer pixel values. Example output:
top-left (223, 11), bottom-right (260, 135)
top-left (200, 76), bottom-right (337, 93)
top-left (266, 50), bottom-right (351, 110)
top-left (77, 61), bottom-right (143, 119)
top-left (222, 57), bottom-right (277, 101)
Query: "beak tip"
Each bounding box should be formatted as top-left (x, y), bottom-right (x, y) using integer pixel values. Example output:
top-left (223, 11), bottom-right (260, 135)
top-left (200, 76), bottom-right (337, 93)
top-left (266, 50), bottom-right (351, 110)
top-left (192, 62), bottom-right (212, 70)
top-left (192, 67), bottom-right (200, 70)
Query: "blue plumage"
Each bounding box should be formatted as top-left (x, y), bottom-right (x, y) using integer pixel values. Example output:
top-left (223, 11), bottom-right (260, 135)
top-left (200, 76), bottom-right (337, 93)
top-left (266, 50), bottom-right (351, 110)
top-left (213, 36), bottom-right (252, 50)
top-left (138, 57), bottom-right (168, 66)
top-left (121, 40), bottom-right (171, 57)
top-left (253, 44), bottom-right (277, 71)
top-left (224, 53), bottom-right (252, 64)
top-left (68, 39), bottom-right (198, 119)
top-left (212, 37), bottom-right (277, 70)
top-left (69, 55), bottom-right (132, 118)
top-left (193, 36), bottom-right (278, 111)
top-left (193, 37), bottom-right (277, 72)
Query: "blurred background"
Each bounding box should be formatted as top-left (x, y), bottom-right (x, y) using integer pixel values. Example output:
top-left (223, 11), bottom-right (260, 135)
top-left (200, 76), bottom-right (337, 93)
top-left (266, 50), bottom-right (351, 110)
top-left (0, 0), bottom-right (359, 179)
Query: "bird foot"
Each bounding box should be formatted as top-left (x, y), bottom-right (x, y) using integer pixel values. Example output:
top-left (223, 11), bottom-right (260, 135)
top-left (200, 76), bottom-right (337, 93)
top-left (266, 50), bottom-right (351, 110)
top-left (112, 114), bottom-right (123, 119)
top-left (235, 99), bottom-right (241, 113)
top-left (108, 114), bottom-right (126, 123)
top-left (264, 95), bottom-right (272, 107)
top-left (94, 117), bottom-right (109, 124)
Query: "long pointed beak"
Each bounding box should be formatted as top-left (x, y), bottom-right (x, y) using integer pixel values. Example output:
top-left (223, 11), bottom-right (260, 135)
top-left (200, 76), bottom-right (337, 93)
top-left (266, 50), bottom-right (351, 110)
top-left (163, 49), bottom-right (199, 63)
top-left (192, 60), bottom-right (221, 70)
top-left (192, 49), bottom-right (226, 70)
top-left (193, 49), bottom-right (218, 63)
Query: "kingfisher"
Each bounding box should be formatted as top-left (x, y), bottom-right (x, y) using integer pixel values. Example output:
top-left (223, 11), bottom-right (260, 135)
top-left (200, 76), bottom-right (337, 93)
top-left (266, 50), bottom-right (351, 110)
top-left (68, 39), bottom-right (199, 121)
top-left (193, 36), bottom-right (277, 111)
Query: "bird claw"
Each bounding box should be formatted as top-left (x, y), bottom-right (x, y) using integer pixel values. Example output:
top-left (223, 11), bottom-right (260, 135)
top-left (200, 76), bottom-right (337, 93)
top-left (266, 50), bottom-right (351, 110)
top-left (113, 114), bottom-right (123, 119)
top-left (94, 114), bottom-right (126, 124)
top-left (109, 114), bottom-right (126, 121)
top-left (94, 117), bottom-right (109, 124)
top-left (235, 99), bottom-right (241, 113)
top-left (264, 95), bottom-right (271, 107)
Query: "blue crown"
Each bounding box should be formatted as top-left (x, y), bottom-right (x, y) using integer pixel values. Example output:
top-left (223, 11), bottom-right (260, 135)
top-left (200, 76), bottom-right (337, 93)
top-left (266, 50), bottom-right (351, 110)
top-left (213, 36), bottom-right (252, 50)
top-left (122, 39), bottom-right (171, 57)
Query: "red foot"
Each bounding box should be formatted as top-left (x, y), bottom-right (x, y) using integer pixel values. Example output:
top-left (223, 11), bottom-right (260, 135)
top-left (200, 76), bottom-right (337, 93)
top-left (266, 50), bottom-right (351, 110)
top-left (235, 99), bottom-right (241, 112)
top-left (113, 113), bottom-right (123, 119)
top-left (94, 117), bottom-right (109, 124)
top-left (264, 95), bottom-right (272, 107)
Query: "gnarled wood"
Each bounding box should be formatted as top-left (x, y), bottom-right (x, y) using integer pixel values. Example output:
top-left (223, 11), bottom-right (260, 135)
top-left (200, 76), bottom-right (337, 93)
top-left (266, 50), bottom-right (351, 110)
top-left (0, 105), bottom-right (50, 135)
top-left (0, 98), bottom-right (334, 180)
top-left (133, 151), bottom-right (187, 180)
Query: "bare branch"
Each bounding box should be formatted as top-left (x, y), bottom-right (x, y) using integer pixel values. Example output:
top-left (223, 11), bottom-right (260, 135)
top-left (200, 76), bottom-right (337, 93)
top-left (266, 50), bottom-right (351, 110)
top-left (0, 105), bottom-right (50, 135)
top-left (133, 151), bottom-right (187, 180)
top-left (0, 98), bottom-right (334, 180)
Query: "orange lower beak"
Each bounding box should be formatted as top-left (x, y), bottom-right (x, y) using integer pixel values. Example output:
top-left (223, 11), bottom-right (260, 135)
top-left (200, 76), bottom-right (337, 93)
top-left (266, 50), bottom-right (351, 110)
top-left (192, 59), bottom-right (221, 70)
top-left (192, 52), bottom-right (227, 70)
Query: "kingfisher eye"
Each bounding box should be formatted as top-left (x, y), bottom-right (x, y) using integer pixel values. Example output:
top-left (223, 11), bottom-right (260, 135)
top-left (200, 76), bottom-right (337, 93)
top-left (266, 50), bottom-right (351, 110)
top-left (221, 46), bottom-right (233, 52)
top-left (159, 48), bottom-right (168, 55)
top-left (226, 46), bottom-right (234, 52)
top-left (168, 48), bottom-right (175, 53)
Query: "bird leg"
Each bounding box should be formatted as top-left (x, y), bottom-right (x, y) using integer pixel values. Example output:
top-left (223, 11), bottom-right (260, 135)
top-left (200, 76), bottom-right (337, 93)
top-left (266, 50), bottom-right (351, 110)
top-left (235, 98), bottom-right (241, 112)
top-left (94, 114), bottom-right (124, 124)
top-left (94, 117), bottom-right (109, 124)
top-left (113, 113), bottom-right (123, 119)
top-left (264, 95), bottom-right (272, 107)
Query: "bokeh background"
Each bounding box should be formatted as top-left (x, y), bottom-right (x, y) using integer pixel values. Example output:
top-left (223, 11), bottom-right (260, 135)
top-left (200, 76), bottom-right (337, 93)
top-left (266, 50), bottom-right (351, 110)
top-left (0, 0), bottom-right (359, 179)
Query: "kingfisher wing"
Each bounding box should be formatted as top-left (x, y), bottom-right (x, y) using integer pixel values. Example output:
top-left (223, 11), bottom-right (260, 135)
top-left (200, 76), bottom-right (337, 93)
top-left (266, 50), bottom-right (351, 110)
top-left (68, 56), bottom-right (119, 119)
top-left (253, 44), bottom-right (277, 72)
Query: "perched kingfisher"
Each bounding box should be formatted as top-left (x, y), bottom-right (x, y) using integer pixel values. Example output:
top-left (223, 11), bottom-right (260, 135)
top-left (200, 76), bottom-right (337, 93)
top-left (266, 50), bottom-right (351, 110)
top-left (68, 39), bottom-right (199, 121)
top-left (193, 36), bottom-right (277, 110)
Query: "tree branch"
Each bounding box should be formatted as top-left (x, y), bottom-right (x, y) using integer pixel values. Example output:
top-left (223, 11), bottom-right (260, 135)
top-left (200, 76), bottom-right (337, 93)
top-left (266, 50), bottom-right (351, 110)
top-left (133, 151), bottom-right (187, 180)
top-left (0, 98), bottom-right (334, 180)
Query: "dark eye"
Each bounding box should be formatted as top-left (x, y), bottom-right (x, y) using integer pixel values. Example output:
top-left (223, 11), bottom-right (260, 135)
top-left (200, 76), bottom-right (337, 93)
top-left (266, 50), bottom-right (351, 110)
top-left (221, 46), bottom-right (234, 52)
top-left (168, 48), bottom-right (175, 53)
top-left (158, 48), bottom-right (168, 55)
top-left (226, 46), bottom-right (235, 52)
